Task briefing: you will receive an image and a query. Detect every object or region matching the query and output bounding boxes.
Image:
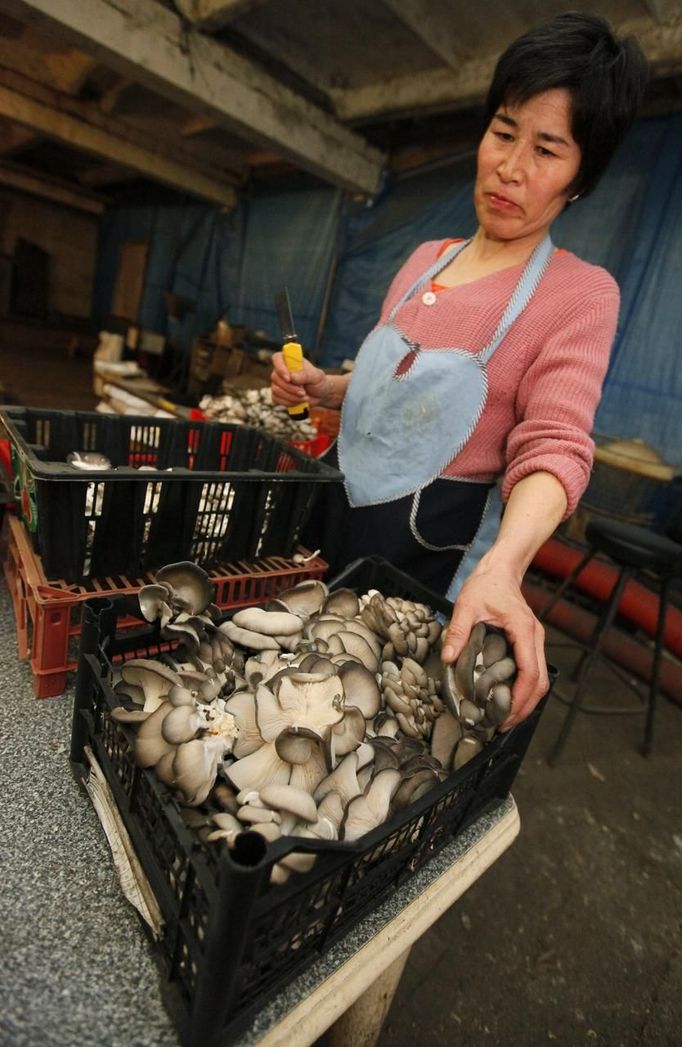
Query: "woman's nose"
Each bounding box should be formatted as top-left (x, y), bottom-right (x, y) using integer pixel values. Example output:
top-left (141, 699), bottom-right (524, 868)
top-left (497, 145), bottom-right (525, 182)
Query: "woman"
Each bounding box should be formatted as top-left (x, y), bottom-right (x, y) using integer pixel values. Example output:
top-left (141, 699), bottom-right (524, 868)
top-left (271, 13), bottom-right (648, 731)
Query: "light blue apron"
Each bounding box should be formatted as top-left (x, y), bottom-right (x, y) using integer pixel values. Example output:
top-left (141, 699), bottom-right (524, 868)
top-left (338, 235), bottom-right (554, 602)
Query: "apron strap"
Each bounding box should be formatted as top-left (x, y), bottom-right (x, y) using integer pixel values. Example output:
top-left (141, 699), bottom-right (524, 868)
top-left (388, 233), bottom-right (555, 363)
top-left (479, 234), bottom-right (554, 364)
top-left (443, 485), bottom-right (505, 606)
top-left (388, 239), bottom-right (471, 322)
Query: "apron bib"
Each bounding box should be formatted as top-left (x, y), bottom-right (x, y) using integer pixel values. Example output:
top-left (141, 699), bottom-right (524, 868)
top-left (334, 235), bottom-right (555, 601)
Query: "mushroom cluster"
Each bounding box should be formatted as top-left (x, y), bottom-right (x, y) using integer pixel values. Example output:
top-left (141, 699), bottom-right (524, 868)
top-left (199, 386), bottom-right (318, 442)
top-left (111, 562), bottom-right (516, 887)
top-left (359, 591), bottom-right (442, 664)
top-left (435, 623), bottom-right (517, 770)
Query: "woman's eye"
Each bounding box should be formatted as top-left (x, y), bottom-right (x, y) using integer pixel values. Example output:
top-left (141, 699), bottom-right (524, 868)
top-left (536, 146), bottom-right (556, 158)
top-left (494, 131), bottom-right (514, 142)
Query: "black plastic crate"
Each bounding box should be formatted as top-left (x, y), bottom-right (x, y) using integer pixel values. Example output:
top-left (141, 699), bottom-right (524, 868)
top-left (0, 406), bottom-right (341, 582)
top-left (70, 557), bottom-right (550, 1047)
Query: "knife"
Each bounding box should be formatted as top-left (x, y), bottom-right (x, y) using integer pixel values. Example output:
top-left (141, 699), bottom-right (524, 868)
top-left (275, 287), bottom-right (309, 421)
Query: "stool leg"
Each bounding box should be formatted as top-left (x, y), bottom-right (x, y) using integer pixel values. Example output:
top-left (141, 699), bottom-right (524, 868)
top-left (538, 548), bottom-right (596, 622)
top-left (548, 566), bottom-right (632, 765)
top-left (642, 577), bottom-right (670, 757)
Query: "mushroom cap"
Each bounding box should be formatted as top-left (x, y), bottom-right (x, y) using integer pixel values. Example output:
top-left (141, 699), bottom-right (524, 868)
top-left (276, 579), bottom-right (329, 618)
top-left (335, 632), bottom-right (379, 673)
top-left (453, 735), bottom-right (483, 770)
top-left (134, 703), bottom-right (175, 767)
top-left (259, 783), bottom-right (318, 823)
top-left (327, 706), bottom-right (365, 767)
top-left (161, 703), bottom-right (206, 744)
top-left (481, 630), bottom-right (508, 668)
top-left (322, 588), bottom-right (360, 619)
top-left (138, 583), bottom-right (173, 623)
top-left (275, 727), bottom-right (321, 765)
top-left (224, 690), bottom-right (263, 758)
top-left (453, 622), bottom-right (487, 702)
top-left (219, 620), bottom-right (281, 651)
top-left (120, 659), bottom-right (183, 710)
top-left (341, 768), bottom-right (401, 842)
top-left (430, 709), bottom-right (463, 770)
top-left (271, 673), bottom-right (345, 739)
top-left (172, 736), bottom-right (224, 806)
top-left (287, 740), bottom-right (328, 795)
top-left (474, 657), bottom-right (516, 703)
top-left (226, 740), bottom-right (292, 794)
top-left (314, 751), bottom-right (362, 807)
top-left (155, 561), bottom-right (215, 615)
top-left (232, 607), bottom-right (303, 637)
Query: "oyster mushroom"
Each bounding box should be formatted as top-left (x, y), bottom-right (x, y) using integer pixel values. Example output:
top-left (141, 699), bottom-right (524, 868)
top-left (206, 811), bottom-right (242, 845)
top-left (474, 657), bottom-right (516, 703)
top-left (314, 751), bottom-right (362, 807)
top-left (134, 703), bottom-right (175, 767)
top-left (120, 659), bottom-right (183, 712)
top-left (430, 708), bottom-right (462, 769)
top-left (322, 588), bottom-right (360, 619)
top-left (155, 561), bottom-right (215, 615)
top-left (138, 583), bottom-right (173, 626)
top-left (161, 703), bottom-right (210, 744)
top-left (219, 620), bottom-right (281, 651)
top-left (453, 735), bottom-right (483, 770)
top-left (173, 735), bottom-right (233, 806)
top-left (259, 784), bottom-right (318, 825)
top-left (276, 579), bottom-right (329, 618)
top-left (224, 690), bottom-right (263, 758)
top-left (226, 741), bottom-right (291, 794)
top-left (266, 673), bottom-right (345, 742)
top-left (326, 706), bottom-right (366, 767)
top-left (232, 607), bottom-right (304, 637)
top-left (341, 768), bottom-right (402, 842)
top-left (288, 736), bottom-right (328, 795)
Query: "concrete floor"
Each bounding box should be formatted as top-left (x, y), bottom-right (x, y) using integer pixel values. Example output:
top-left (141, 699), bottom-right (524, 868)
top-left (379, 639), bottom-right (682, 1047)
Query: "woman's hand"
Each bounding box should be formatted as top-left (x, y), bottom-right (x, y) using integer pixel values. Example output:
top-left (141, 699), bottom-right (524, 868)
top-left (440, 560), bottom-right (548, 731)
top-left (271, 351), bottom-right (329, 408)
top-left (440, 471), bottom-right (567, 730)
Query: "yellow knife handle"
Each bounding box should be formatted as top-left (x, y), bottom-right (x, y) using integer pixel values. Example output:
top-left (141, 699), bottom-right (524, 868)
top-left (282, 340), bottom-right (309, 420)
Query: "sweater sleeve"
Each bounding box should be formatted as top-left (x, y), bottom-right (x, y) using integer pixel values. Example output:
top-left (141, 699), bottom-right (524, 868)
top-left (501, 275), bottom-right (620, 518)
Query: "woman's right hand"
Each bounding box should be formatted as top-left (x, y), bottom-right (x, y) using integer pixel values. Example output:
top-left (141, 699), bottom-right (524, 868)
top-left (270, 351), bottom-right (330, 408)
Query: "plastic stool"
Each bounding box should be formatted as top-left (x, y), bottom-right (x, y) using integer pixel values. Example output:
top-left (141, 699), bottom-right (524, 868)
top-left (539, 516), bottom-right (682, 763)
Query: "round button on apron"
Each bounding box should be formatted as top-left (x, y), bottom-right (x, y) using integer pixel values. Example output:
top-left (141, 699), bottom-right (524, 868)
top-left (421, 290), bottom-right (437, 305)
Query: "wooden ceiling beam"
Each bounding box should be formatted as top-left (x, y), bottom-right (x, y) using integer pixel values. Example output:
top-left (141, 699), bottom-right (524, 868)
top-left (3, 0), bottom-right (385, 195)
top-left (174, 0), bottom-right (269, 31)
top-left (381, 0), bottom-right (466, 72)
top-left (0, 163), bottom-right (105, 213)
top-left (0, 71), bottom-right (237, 208)
top-left (334, 14), bottom-right (682, 122)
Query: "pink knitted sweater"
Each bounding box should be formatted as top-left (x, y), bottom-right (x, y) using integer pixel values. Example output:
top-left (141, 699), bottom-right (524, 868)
top-left (378, 239), bottom-right (620, 517)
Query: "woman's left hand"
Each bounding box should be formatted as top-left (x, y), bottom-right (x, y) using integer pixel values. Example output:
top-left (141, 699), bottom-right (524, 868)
top-left (440, 559), bottom-right (548, 731)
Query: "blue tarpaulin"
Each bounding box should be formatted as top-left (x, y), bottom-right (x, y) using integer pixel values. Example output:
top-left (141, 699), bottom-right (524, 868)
top-left (94, 112), bottom-right (682, 465)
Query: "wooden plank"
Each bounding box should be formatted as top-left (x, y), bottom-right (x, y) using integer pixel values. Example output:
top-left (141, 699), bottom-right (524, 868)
top-left (334, 13), bottom-right (682, 121)
top-left (252, 802), bottom-right (521, 1047)
top-left (381, 0), bottom-right (467, 72)
top-left (0, 79), bottom-right (237, 207)
top-left (4, 0), bottom-right (385, 195)
top-left (0, 162), bottom-right (105, 213)
top-left (175, 0), bottom-right (269, 30)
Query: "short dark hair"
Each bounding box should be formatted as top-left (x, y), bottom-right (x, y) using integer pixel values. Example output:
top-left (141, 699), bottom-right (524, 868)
top-left (483, 12), bottom-right (649, 198)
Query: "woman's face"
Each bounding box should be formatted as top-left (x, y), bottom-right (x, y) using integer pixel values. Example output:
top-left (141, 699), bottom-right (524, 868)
top-left (475, 88), bottom-right (582, 244)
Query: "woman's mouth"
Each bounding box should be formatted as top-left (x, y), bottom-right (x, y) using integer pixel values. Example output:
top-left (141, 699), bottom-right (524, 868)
top-left (486, 192), bottom-right (520, 212)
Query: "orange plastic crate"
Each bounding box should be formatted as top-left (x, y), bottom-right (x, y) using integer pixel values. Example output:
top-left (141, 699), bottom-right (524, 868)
top-left (1, 511), bottom-right (327, 698)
